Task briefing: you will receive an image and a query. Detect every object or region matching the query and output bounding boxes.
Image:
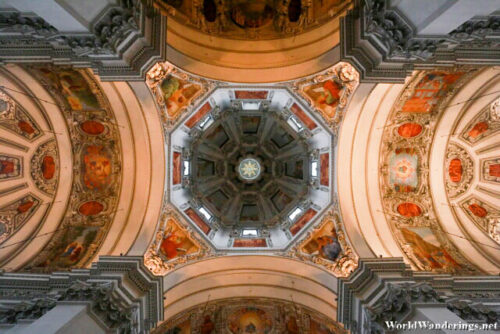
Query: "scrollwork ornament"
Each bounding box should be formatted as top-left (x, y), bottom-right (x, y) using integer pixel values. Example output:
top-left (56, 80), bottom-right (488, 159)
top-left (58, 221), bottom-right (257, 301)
top-left (30, 140), bottom-right (59, 196)
top-left (288, 210), bottom-right (358, 277)
top-left (146, 61), bottom-right (214, 130)
top-left (144, 207), bottom-right (212, 276)
top-left (444, 143), bottom-right (473, 198)
top-left (291, 62), bottom-right (359, 131)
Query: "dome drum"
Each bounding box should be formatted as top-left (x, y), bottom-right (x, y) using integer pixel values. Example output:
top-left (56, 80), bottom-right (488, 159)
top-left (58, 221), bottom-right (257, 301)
top-left (169, 87), bottom-right (334, 250)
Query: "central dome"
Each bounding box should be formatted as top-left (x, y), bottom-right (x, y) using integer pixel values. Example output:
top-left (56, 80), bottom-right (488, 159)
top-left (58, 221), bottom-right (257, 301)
top-left (188, 107), bottom-right (310, 228)
top-left (168, 85), bottom-right (334, 250)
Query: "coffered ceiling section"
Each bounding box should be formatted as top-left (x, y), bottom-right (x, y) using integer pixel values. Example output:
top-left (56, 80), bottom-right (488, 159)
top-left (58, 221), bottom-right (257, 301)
top-left (169, 87), bottom-right (333, 250)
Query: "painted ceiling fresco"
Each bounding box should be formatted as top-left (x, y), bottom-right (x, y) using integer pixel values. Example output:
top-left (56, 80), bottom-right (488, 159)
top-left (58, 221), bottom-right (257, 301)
top-left (144, 61), bottom-right (360, 278)
top-left (379, 69), bottom-right (499, 274)
top-left (154, 297), bottom-right (347, 334)
top-left (0, 90), bottom-right (53, 249)
top-left (153, 0), bottom-right (351, 39)
top-left (144, 208), bottom-right (209, 276)
top-left (11, 66), bottom-right (122, 272)
top-left (449, 97), bottom-right (500, 246)
top-left (294, 62), bottom-right (359, 131)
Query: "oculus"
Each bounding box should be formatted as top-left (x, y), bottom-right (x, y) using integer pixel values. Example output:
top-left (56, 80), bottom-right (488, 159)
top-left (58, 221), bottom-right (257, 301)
top-left (238, 157), bottom-right (261, 181)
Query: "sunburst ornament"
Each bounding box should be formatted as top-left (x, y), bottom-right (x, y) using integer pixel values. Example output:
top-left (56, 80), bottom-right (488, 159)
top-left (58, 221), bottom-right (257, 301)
top-left (238, 158), bottom-right (261, 181)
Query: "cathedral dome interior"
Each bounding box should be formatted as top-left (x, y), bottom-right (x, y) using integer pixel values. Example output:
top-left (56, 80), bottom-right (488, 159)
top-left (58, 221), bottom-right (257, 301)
top-left (0, 0), bottom-right (499, 333)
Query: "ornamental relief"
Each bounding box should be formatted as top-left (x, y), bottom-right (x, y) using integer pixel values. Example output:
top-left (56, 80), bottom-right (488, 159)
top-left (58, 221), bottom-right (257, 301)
top-left (288, 210), bottom-right (358, 278)
top-left (0, 194), bottom-right (40, 245)
top-left (0, 90), bottom-right (42, 141)
top-left (144, 206), bottom-right (211, 276)
top-left (22, 66), bottom-right (122, 272)
top-left (292, 62), bottom-right (359, 131)
top-left (0, 154), bottom-right (22, 181)
top-left (482, 157), bottom-right (500, 184)
top-left (146, 62), bottom-right (214, 131)
top-left (460, 197), bottom-right (500, 245)
top-left (444, 143), bottom-right (473, 198)
top-left (460, 97), bottom-right (500, 144)
top-left (379, 69), bottom-right (480, 274)
top-left (30, 140), bottom-right (58, 195)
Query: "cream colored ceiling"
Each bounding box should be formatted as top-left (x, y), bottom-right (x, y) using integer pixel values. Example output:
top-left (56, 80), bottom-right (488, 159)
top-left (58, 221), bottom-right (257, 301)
top-left (161, 0), bottom-right (352, 82)
top-left (0, 64), bottom-right (165, 271)
top-left (337, 67), bottom-right (500, 275)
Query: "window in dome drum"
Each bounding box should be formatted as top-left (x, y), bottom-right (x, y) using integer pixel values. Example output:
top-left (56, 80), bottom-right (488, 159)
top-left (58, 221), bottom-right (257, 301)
top-left (203, 0), bottom-right (217, 22)
top-left (288, 0), bottom-right (301, 22)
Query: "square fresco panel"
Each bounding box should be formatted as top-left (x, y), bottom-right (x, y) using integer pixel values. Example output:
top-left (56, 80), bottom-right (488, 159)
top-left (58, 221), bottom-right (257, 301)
top-left (388, 148), bottom-right (419, 192)
top-left (82, 145), bottom-right (112, 191)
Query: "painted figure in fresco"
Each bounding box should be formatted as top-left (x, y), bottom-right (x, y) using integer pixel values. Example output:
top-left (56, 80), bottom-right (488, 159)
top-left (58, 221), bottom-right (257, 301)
top-left (18, 120), bottom-right (35, 135)
top-left (468, 121), bottom-right (488, 139)
top-left (310, 320), bottom-right (335, 334)
top-left (0, 159), bottom-right (14, 175)
top-left (318, 80), bottom-right (342, 106)
top-left (61, 242), bottom-right (84, 262)
top-left (83, 145), bottom-right (112, 190)
top-left (286, 316), bottom-right (299, 334)
top-left (401, 228), bottom-right (460, 271)
top-left (160, 75), bottom-right (201, 118)
top-left (316, 232), bottom-right (341, 262)
top-left (302, 223), bottom-right (342, 262)
top-left (228, 308), bottom-right (272, 334)
top-left (160, 231), bottom-right (188, 259)
top-left (200, 315), bottom-right (215, 334)
top-left (38, 68), bottom-right (99, 111)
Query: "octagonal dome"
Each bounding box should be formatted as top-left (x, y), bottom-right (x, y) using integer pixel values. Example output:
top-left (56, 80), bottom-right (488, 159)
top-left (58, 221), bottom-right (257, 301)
top-left (169, 87), bottom-right (334, 250)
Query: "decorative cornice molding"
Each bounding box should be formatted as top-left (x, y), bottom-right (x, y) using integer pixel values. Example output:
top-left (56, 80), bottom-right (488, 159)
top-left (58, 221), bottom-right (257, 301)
top-left (0, 0), bottom-right (166, 80)
top-left (341, 0), bottom-right (500, 82)
top-left (337, 258), bottom-right (500, 333)
top-left (0, 256), bottom-right (163, 333)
